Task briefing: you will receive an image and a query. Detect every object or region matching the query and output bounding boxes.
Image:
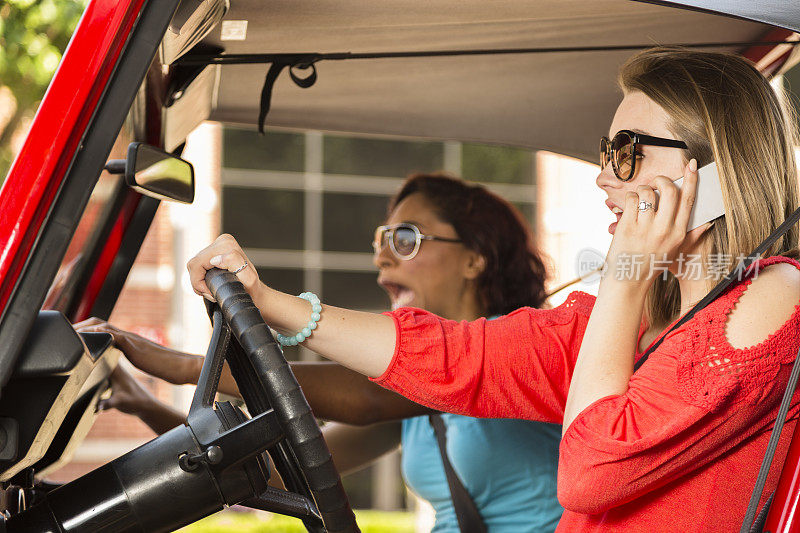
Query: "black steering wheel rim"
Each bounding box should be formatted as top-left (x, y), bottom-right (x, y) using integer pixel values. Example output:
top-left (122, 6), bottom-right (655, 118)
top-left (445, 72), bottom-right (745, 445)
top-left (204, 268), bottom-right (358, 533)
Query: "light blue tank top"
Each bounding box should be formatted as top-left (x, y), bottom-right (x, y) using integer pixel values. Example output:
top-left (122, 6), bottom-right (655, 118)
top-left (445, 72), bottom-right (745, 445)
top-left (401, 414), bottom-right (562, 532)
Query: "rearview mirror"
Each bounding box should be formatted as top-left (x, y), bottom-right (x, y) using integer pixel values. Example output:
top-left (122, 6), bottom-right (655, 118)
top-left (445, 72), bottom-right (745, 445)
top-left (105, 143), bottom-right (195, 204)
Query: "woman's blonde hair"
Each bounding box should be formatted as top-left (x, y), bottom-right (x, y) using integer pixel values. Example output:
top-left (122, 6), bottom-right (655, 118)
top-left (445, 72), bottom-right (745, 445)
top-left (619, 48), bottom-right (800, 326)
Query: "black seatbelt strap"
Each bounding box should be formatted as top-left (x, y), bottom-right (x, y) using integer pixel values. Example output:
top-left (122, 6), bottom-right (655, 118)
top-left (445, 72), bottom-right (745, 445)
top-left (428, 414), bottom-right (487, 533)
top-left (741, 350), bottom-right (800, 533)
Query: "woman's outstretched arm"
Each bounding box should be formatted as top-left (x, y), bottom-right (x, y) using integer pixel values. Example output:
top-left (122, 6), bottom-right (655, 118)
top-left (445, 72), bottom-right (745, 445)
top-left (101, 365), bottom-right (403, 478)
top-left (188, 234), bottom-right (396, 378)
top-left (293, 362), bottom-right (434, 424)
top-left (322, 421), bottom-right (402, 475)
top-left (186, 234), bottom-right (589, 423)
top-left (76, 319), bottom-right (430, 424)
top-left (99, 365), bottom-right (186, 434)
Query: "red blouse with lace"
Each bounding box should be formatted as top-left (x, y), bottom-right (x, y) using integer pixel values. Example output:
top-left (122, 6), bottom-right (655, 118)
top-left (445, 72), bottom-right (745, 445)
top-left (372, 256), bottom-right (800, 532)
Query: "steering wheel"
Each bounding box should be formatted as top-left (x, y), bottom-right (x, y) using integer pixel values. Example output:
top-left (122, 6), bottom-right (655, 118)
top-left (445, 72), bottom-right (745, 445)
top-left (197, 268), bottom-right (359, 533)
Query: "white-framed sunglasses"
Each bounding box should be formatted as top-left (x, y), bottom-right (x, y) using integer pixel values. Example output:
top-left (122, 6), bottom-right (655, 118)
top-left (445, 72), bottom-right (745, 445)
top-left (372, 222), bottom-right (462, 260)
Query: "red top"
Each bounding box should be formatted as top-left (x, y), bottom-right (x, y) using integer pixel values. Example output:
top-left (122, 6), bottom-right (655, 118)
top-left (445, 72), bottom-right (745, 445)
top-left (373, 256), bottom-right (800, 532)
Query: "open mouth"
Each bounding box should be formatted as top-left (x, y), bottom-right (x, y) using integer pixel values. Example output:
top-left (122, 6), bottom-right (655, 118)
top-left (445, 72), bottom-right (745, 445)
top-left (607, 202), bottom-right (623, 233)
top-left (379, 281), bottom-right (416, 310)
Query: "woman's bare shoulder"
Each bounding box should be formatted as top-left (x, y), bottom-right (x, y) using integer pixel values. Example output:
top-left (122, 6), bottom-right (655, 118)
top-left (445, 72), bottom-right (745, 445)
top-left (726, 262), bottom-right (800, 350)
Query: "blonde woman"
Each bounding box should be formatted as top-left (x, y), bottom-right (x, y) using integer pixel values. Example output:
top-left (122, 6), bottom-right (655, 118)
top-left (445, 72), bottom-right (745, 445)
top-left (188, 48), bottom-right (800, 531)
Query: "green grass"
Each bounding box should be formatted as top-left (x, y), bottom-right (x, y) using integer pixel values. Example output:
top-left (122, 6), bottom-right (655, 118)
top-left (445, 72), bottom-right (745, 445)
top-left (178, 509), bottom-right (415, 533)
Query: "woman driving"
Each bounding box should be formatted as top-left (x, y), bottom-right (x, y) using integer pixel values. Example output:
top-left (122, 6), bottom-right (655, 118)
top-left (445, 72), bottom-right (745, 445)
top-left (185, 48), bottom-right (800, 531)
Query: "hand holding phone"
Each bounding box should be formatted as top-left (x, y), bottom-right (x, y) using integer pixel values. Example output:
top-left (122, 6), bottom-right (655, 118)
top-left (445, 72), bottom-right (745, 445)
top-left (671, 161), bottom-right (725, 230)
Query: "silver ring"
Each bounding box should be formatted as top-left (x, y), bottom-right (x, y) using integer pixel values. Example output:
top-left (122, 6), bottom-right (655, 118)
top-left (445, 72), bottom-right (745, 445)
top-left (637, 200), bottom-right (654, 212)
top-left (232, 261), bottom-right (248, 274)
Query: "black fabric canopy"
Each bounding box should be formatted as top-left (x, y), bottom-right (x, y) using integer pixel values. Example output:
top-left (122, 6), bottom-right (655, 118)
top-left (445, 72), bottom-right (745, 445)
top-left (199, 0), bottom-right (797, 161)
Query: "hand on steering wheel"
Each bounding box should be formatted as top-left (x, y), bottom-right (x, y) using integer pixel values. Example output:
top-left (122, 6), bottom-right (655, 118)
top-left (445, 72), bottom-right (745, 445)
top-left (187, 234), bottom-right (259, 302)
top-left (197, 268), bottom-right (358, 533)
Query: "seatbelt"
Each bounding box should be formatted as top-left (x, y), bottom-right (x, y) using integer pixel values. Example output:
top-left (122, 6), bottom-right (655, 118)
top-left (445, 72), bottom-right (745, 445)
top-left (428, 414), bottom-right (488, 533)
top-left (741, 352), bottom-right (800, 533)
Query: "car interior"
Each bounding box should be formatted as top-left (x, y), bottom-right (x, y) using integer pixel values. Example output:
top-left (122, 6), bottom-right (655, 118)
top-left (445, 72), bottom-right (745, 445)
top-left (0, 1), bottom-right (799, 532)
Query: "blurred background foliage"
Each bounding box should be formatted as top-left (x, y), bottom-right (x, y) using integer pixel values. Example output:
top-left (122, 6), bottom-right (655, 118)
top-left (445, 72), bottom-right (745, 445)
top-left (0, 0), bottom-right (86, 181)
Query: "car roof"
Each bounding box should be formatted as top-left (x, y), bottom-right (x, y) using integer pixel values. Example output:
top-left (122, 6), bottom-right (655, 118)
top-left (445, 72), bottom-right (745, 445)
top-left (196, 0), bottom-right (794, 162)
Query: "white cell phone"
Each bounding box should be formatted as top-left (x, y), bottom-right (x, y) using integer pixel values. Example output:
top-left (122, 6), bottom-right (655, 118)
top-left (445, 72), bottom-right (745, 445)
top-left (671, 161), bottom-right (725, 230)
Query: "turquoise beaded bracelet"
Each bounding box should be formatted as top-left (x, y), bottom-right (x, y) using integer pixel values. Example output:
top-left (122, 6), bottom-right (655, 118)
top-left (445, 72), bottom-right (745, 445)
top-left (276, 292), bottom-right (322, 346)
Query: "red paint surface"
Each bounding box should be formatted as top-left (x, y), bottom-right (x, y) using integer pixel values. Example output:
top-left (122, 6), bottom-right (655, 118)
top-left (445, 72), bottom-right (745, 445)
top-left (73, 191), bottom-right (142, 322)
top-left (0, 0), bottom-right (144, 318)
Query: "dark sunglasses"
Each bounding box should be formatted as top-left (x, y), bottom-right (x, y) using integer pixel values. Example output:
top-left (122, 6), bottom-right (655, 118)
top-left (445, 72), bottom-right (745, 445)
top-left (600, 130), bottom-right (688, 181)
top-left (373, 223), bottom-right (462, 260)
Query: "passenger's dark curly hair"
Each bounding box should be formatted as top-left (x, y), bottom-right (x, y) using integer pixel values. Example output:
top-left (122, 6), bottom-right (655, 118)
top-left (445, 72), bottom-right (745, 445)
top-left (388, 173), bottom-right (549, 315)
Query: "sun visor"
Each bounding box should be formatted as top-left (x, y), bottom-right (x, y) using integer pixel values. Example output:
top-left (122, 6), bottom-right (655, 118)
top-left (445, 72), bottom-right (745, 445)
top-left (161, 0), bottom-right (229, 65)
top-left (164, 63), bottom-right (221, 151)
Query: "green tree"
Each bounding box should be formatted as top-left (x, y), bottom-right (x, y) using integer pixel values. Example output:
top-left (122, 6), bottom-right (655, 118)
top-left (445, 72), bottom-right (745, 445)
top-left (0, 0), bottom-right (86, 181)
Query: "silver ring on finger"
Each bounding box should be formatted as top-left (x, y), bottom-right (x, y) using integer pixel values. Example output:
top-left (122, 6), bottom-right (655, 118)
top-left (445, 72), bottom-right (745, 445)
top-left (232, 261), bottom-right (248, 274)
top-left (637, 200), bottom-right (654, 212)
